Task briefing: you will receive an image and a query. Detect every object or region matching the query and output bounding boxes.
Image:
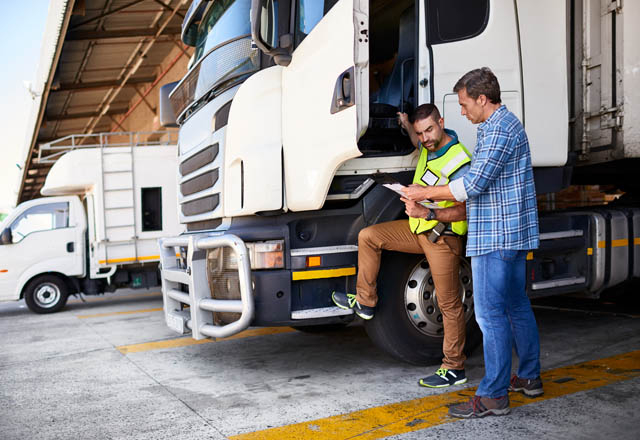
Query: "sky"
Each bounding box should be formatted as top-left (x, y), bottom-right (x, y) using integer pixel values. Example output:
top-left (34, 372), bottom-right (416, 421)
top-left (0, 1), bottom-right (50, 213)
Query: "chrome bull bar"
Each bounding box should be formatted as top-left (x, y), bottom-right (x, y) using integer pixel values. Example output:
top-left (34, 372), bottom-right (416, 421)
top-left (158, 233), bottom-right (255, 339)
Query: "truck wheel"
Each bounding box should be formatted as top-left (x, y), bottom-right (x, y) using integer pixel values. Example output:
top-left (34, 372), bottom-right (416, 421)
top-left (365, 252), bottom-right (481, 365)
top-left (24, 275), bottom-right (69, 314)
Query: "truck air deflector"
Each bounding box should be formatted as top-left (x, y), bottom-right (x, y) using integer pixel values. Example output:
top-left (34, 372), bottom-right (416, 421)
top-left (159, 233), bottom-right (255, 339)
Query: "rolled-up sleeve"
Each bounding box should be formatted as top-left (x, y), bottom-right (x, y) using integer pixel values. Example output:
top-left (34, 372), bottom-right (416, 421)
top-left (461, 127), bottom-right (514, 199)
top-left (449, 177), bottom-right (468, 202)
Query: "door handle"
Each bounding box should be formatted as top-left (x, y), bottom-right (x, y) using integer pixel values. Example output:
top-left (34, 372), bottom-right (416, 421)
top-left (66, 242), bottom-right (75, 253)
top-left (330, 67), bottom-right (356, 114)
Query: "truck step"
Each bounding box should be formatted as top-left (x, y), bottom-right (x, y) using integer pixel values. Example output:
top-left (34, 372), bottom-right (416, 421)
top-left (531, 276), bottom-right (586, 291)
top-left (291, 306), bottom-right (354, 320)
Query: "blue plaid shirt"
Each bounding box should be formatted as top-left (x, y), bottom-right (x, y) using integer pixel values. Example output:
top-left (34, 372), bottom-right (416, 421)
top-left (449, 105), bottom-right (539, 257)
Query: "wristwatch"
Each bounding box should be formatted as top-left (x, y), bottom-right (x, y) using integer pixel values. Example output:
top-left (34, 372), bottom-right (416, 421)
top-left (426, 210), bottom-right (437, 221)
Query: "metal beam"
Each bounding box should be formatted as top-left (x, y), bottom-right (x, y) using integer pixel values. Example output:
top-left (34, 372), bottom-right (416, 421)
top-left (66, 26), bottom-right (181, 41)
top-left (52, 76), bottom-right (156, 92)
top-left (151, 0), bottom-right (185, 19)
top-left (45, 108), bottom-right (128, 122)
top-left (70, 0), bottom-right (146, 29)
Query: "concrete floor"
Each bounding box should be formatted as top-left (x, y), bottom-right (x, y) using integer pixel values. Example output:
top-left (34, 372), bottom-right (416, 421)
top-left (0, 288), bottom-right (639, 440)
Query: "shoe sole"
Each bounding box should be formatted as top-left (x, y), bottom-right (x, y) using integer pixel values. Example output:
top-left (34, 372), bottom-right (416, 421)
top-left (449, 407), bottom-right (511, 418)
top-left (419, 378), bottom-right (468, 388)
top-left (354, 310), bottom-right (374, 320)
top-left (509, 387), bottom-right (544, 397)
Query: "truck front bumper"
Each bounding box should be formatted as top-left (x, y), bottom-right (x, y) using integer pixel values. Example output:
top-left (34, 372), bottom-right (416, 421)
top-left (158, 233), bottom-right (254, 339)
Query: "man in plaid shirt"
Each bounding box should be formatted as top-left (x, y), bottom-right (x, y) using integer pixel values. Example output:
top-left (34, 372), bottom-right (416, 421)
top-left (403, 67), bottom-right (542, 418)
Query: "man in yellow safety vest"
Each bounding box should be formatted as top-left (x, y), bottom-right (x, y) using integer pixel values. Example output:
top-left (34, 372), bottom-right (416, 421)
top-left (332, 103), bottom-right (472, 388)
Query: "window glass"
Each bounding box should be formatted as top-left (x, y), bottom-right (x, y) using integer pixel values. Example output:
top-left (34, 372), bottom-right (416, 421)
top-left (10, 202), bottom-right (69, 243)
top-left (259, 0), bottom-right (279, 49)
top-left (295, 0), bottom-right (340, 47)
top-left (194, 0), bottom-right (251, 62)
top-left (141, 188), bottom-right (163, 232)
top-left (425, 0), bottom-right (490, 45)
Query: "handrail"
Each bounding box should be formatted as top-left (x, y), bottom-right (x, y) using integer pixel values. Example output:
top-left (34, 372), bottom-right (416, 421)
top-left (38, 130), bottom-right (179, 164)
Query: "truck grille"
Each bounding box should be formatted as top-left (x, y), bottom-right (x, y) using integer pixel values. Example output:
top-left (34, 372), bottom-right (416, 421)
top-left (178, 141), bottom-right (224, 226)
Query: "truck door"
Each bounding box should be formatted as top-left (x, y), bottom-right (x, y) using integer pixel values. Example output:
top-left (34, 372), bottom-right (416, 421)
top-left (281, 0), bottom-right (369, 211)
top-left (0, 198), bottom-right (85, 300)
top-left (420, 0), bottom-right (523, 152)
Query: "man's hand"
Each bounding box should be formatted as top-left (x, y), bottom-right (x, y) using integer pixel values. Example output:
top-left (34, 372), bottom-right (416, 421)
top-left (402, 184), bottom-right (435, 202)
top-left (397, 112), bottom-right (410, 130)
top-left (401, 197), bottom-right (431, 218)
top-left (403, 183), bottom-right (457, 202)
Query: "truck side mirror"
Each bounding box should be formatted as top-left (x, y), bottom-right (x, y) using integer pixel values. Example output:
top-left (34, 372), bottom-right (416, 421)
top-left (0, 228), bottom-right (12, 245)
top-left (251, 0), bottom-right (291, 66)
top-left (159, 81), bottom-right (179, 127)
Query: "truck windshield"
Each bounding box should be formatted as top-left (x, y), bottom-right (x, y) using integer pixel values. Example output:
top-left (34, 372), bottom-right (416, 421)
top-left (171, 0), bottom-right (257, 119)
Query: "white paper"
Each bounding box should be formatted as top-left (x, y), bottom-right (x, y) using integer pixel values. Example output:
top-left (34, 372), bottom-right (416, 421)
top-left (382, 183), bottom-right (443, 209)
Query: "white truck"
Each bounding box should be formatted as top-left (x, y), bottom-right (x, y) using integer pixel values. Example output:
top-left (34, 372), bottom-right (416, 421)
top-left (0, 132), bottom-right (181, 313)
top-left (156, 0), bottom-right (640, 364)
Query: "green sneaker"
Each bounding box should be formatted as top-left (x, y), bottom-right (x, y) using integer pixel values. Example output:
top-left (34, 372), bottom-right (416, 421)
top-left (331, 291), bottom-right (375, 320)
top-left (419, 368), bottom-right (467, 388)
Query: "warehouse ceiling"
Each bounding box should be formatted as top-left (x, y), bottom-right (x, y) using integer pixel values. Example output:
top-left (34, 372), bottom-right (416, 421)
top-left (18, 0), bottom-right (190, 203)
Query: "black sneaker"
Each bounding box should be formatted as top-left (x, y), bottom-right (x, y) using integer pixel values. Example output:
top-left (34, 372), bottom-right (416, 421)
top-left (509, 375), bottom-right (544, 397)
top-left (331, 291), bottom-right (375, 320)
top-left (448, 395), bottom-right (510, 418)
top-left (419, 368), bottom-right (467, 388)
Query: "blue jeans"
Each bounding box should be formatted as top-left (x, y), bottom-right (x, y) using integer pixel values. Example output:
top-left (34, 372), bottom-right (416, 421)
top-left (472, 250), bottom-right (541, 398)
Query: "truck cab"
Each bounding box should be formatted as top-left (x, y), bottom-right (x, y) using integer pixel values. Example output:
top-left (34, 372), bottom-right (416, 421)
top-left (159, 0), bottom-right (640, 364)
top-left (0, 196), bottom-right (86, 311)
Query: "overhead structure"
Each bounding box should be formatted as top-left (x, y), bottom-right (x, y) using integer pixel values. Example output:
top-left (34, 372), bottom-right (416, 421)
top-left (18, 0), bottom-right (191, 203)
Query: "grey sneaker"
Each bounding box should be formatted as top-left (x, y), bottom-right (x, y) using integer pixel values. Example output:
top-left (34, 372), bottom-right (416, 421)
top-left (448, 395), bottom-right (510, 418)
top-left (419, 368), bottom-right (467, 388)
top-left (331, 291), bottom-right (374, 320)
top-left (509, 375), bottom-right (544, 397)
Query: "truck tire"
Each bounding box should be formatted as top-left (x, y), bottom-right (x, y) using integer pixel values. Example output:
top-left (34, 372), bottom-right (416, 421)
top-left (24, 275), bottom-right (69, 314)
top-left (365, 252), bottom-right (481, 365)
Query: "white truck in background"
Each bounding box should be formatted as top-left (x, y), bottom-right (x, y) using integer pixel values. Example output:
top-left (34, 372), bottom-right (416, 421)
top-left (0, 132), bottom-right (181, 313)
top-left (156, 0), bottom-right (640, 364)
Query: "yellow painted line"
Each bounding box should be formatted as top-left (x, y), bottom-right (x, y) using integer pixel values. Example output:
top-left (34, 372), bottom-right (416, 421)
top-left (98, 255), bottom-right (160, 264)
top-left (230, 350), bottom-right (640, 440)
top-left (526, 251), bottom-right (533, 260)
top-left (0, 269), bottom-right (7, 273)
top-left (597, 239), bottom-right (630, 249)
top-left (612, 238), bottom-right (629, 247)
top-left (76, 307), bottom-right (163, 319)
top-left (292, 267), bottom-right (356, 281)
top-left (587, 247), bottom-right (593, 255)
top-left (635, 237), bottom-right (640, 245)
top-left (117, 326), bottom-right (296, 354)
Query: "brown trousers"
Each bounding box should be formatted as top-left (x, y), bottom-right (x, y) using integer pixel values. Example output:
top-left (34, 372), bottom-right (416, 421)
top-left (356, 220), bottom-right (466, 370)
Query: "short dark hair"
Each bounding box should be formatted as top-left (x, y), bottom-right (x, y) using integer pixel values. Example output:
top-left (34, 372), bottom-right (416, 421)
top-left (453, 67), bottom-right (502, 104)
top-left (411, 103), bottom-right (442, 124)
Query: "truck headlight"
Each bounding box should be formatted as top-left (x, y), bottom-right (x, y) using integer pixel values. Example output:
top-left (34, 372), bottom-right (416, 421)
top-left (215, 240), bottom-right (284, 270)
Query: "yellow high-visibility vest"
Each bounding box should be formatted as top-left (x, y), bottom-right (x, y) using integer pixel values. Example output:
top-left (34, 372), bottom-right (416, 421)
top-left (409, 141), bottom-right (471, 235)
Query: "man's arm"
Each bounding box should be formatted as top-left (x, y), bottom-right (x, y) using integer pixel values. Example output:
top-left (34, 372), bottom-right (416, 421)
top-left (398, 112), bottom-right (420, 151)
top-left (401, 198), bottom-right (466, 222)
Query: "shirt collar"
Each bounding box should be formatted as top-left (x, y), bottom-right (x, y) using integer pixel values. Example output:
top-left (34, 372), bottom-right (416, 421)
top-left (479, 105), bottom-right (507, 131)
top-left (426, 128), bottom-right (459, 160)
